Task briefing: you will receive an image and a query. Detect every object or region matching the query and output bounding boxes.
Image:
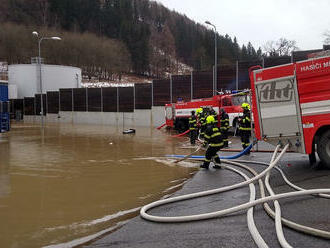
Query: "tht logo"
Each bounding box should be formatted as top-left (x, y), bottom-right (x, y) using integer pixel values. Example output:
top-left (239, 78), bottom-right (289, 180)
top-left (259, 80), bottom-right (294, 103)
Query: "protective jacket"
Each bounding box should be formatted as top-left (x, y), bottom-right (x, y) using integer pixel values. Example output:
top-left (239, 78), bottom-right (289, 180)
top-left (239, 111), bottom-right (251, 132)
top-left (220, 112), bottom-right (229, 131)
top-left (189, 115), bottom-right (197, 130)
top-left (204, 124), bottom-right (224, 147)
top-left (198, 112), bottom-right (207, 137)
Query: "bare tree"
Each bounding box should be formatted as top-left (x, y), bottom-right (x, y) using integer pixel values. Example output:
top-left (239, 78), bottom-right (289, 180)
top-left (263, 38), bottom-right (298, 56)
top-left (263, 41), bottom-right (277, 56)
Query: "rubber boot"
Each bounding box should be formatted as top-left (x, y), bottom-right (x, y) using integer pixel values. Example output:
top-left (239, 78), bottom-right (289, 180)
top-left (200, 162), bottom-right (209, 169)
top-left (213, 157), bottom-right (222, 169)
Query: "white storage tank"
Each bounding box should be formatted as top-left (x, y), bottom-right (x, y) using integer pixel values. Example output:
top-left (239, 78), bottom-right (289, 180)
top-left (8, 64), bottom-right (82, 99)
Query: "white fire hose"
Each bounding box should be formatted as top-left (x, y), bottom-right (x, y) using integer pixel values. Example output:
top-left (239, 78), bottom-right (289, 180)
top-left (140, 144), bottom-right (330, 247)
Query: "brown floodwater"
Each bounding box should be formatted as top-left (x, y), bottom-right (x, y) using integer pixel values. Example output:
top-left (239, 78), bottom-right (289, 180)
top-left (0, 122), bottom-right (198, 248)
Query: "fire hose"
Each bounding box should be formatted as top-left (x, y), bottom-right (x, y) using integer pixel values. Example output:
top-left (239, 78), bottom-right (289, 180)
top-left (156, 123), bottom-right (166, 130)
top-left (140, 144), bottom-right (330, 247)
top-left (171, 129), bottom-right (190, 137)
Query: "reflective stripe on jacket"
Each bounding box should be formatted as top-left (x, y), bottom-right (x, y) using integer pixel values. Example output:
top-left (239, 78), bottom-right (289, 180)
top-left (220, 112), bottom-right (229, 130)
top-left (189, 116), bottom-right (197, 130)
top-left (239, 112), bottom-right (251, 131)
top-left (204, 125), bottom-right (224, 147)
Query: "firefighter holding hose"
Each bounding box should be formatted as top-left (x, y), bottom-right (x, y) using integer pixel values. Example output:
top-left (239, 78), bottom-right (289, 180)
top-left (200, 115), bottom-right (223, 169)
top-left (239, 103), bottom-right (251, 154)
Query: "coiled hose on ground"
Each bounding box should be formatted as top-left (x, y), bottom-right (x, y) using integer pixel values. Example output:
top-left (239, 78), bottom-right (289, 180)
top-left (140, 144), bottom-right (330, 248)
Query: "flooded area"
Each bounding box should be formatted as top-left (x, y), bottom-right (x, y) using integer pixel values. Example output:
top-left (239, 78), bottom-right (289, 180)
top-left (0, 122), bottom-right (198, 248)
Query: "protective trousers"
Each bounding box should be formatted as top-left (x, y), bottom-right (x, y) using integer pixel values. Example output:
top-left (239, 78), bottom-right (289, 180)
top-left (203, 146), bottom-right (221, 167)
top-left (240, 130), bottom-right (251, 150)
top-left (190, 129), bottom-right (197, 145)
top-left (222, 129), bottom-right (228, 147)
top-left (199, 126), bottom-right (206, 139)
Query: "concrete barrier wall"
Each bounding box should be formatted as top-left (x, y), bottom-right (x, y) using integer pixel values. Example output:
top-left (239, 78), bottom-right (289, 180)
top-left (24, 107), bottom-right (164, 128)
top-left (152, 106), bottom-right (165, 128)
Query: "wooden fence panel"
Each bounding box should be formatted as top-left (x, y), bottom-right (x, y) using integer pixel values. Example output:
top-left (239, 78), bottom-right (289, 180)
top-left (60, 89), bottom-right (73, 111)
top-left (192, 71), bottom-right (213, 99)
top-left (102, 87), bottom-right (117, 112)
top-left (87, 88), bottom-right (101, 112)
top-left (153, 79), bottom-right (170, 106)
top-left (119, 87), bottom-right (134, 112)
top-left (47, 91), bottom-right (59, 114)
top-left (24, 97), bottom-right (35, 115)
top-left (172, 75), bottom-right (191, 102)
top-left (73, 88), bottom-right (87, 112)
top-left (135, 84), bottom-right (152, 109)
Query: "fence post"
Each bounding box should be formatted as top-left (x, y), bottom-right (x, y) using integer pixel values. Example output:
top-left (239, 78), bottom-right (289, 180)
top-left (213, 65), bottom-right (215, 96)
top-left (236, 60), bottom-right (239, 91)
top-left (71, 89), bottom-right (74, 112)
top-left (133, 84), bottom-right (136, 110)
top-left (116, 87), bottom-right (119, 113)
top-left (57, 92), bottom-right (60, 113)
top-left (262, 57), bottom-right (265, 68)
top-left (151, 80), bottom-right (154, 107)
top-left (101, 87), bottom-right (103, 112)
top-left (86, 88), bottom-right (88, 112)
top-left (170, 74), bottom-right (173, 103)
top-left (191, 71), bottom-right (193, 100)
top-left (34, 97), bottom-right (36, 116)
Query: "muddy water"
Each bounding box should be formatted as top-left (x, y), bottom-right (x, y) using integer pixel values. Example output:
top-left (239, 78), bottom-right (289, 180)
top-left (0, 123), bottom-right (197, 248)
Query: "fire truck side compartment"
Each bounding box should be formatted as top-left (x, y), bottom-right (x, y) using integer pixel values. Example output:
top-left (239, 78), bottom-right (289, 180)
top-left (251, 56), bottom-right (330, 157)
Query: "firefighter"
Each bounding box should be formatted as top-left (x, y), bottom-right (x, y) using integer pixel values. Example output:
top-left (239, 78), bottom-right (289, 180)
top-left (197, 108), bottom-right (206, 139)
top-left (210, 107), bottom-right (218, 126)
top-left (239, 103), bottom-right (252, 154)
top-left (200, 115), bottom-right (223, 169)
top-left (220, 108), bottom-right (229, 147)
top-left (189, 110), bottom-right (197, 145)
top-left (196, 108), bottom-right (202, 133)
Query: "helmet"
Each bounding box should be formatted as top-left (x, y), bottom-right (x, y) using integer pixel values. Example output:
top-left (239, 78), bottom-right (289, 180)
top-left (196, 108), bottom-right (203, 114)
top-left (191, 110), bottom-right (195, 115)
top-left (206, 115), bottom-right (215, 124)
top-left (242, 103), bottom-right (250, 110)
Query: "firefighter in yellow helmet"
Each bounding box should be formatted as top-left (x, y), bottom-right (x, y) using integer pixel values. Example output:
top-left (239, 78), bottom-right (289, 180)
top-left (196, 108), bottom-right (206, 139)
top-left (200, 115), bottom-right (223, 169)
top-left (239, 103), bottom-right (251, 154)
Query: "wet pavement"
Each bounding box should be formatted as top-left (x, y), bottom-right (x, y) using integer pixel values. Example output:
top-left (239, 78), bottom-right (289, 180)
top-left (0, 123), bottom-right (196, 248)
top-left (85, 139), bottom-right (330, 248)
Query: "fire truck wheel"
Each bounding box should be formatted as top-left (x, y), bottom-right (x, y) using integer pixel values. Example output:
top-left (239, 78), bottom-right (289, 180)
top-left (317, 130), bottom-right (330, 168)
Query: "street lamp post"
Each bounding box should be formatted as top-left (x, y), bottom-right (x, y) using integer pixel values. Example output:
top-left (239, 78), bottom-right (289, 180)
top-left (205, 21), bottom-right (217, 96)
top-left (32, 31), bottom-right (61, 127)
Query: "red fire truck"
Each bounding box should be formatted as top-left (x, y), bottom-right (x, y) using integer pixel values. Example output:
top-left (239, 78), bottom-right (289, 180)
top-left (165, 92), bottom-right (249, 132)
top-left (250, 55), bottom-right (330, 168)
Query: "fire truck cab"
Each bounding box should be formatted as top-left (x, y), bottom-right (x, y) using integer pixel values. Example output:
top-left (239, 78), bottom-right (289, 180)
top-left (165, 92), bottom-right (249, 132)
top-left (250, 55), bottom-right (330, 168)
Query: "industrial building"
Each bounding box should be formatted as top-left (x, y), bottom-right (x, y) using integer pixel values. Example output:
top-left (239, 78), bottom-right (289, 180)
top-left (8, 63), bottom-right (82, 99)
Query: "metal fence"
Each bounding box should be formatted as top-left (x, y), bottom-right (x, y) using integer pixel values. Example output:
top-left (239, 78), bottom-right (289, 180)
top-left (13, 57), bottom-right (294, 115)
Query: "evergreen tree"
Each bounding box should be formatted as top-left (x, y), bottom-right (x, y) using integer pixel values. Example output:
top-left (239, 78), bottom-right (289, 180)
top-left (0, 0), bottom-right (263, 76)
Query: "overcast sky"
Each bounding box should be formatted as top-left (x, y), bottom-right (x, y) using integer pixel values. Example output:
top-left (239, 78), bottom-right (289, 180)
top-left (156, 0), bottom-right (330, 51)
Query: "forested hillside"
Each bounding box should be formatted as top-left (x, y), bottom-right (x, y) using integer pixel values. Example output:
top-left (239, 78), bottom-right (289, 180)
top-left (0, 0), bottom-right (262, 79)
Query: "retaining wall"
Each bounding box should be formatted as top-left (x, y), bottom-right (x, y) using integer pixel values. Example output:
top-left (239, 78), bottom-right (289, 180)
top-left (23, 107), bottom-right (164, 128)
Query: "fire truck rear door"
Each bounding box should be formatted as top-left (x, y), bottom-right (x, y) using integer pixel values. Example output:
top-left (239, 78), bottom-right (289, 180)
top-left (254, 74), bottom-right (305, 152)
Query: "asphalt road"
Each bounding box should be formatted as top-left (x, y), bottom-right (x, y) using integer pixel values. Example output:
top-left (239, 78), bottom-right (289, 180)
top-left (85, 142), bottom-right (330, 248)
